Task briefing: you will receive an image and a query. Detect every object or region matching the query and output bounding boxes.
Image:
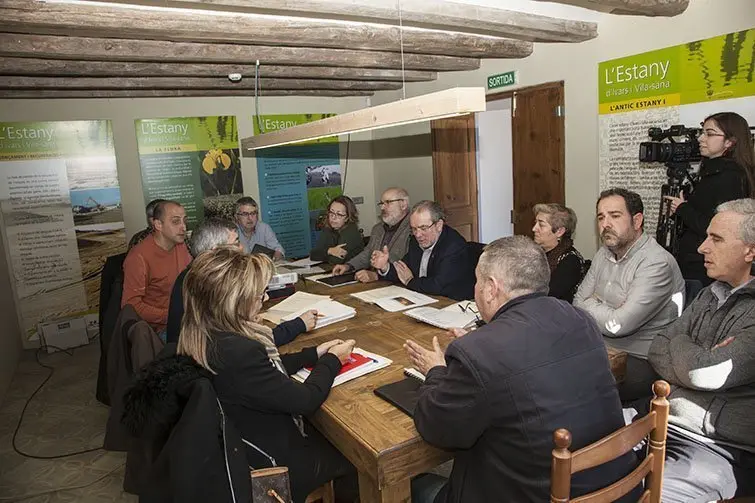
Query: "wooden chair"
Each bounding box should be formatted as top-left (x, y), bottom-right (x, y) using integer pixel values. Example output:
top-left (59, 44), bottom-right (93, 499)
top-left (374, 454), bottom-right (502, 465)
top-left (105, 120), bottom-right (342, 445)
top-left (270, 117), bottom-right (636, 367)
top-left (305, 481), bottom-right (335, 503)
top-left (550, 380), bottom-right (671, 503)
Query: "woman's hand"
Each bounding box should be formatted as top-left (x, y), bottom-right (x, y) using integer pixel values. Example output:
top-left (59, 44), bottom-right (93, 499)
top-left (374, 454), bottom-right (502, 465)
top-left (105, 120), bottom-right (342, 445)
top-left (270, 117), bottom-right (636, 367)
top-left (328, 243), bottom-right (348, 259)
top-left (663, 194), bottom-right (685, 216)
top-left (316, 339), bottom-right (343, 357)
top-left (298, 310), bottom-right (321, 332)
top-left (327, 339), bottom-right (356, 364)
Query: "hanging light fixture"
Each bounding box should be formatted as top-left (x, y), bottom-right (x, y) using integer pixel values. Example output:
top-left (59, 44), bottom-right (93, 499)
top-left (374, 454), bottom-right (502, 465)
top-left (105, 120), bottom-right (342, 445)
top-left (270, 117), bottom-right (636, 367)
top-left (242, 0), bottom-right (486, 152)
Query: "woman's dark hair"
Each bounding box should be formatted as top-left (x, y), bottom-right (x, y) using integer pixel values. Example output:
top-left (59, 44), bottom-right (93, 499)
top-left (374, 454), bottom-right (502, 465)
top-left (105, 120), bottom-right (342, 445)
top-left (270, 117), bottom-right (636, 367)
top-left (325, 195), bottom-right (359, 228)
top-left (705, 112), bottom-right (755, 196)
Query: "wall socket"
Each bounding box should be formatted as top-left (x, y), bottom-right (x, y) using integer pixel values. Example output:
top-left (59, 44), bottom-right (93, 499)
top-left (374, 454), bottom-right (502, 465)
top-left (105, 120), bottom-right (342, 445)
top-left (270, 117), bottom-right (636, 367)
top-left (352, 196), bottom-right (364, 204)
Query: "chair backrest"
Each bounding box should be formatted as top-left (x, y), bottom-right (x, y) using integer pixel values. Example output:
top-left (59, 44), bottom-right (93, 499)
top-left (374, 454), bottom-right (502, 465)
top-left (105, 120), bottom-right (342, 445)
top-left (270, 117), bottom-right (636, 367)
top-left (550, 380), bottom-right (670, 503)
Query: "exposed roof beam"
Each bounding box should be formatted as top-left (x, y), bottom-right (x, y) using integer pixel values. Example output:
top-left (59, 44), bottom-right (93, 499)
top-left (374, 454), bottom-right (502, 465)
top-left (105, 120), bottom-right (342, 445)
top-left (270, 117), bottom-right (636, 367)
top-left (1, 1), bottom-right (534, 59)
top-left (0, 34), bottom-right (480, 72)
top-left (0, 76), bottom-right (403, 91)
top-left (104, 0), bottom-right (598, 42)
top-left (0, 89), bottom-right (374, 98)
top-left (535, 0), bottom-right (688, 16)
top-left (0, 57), bottom-right (437, 82)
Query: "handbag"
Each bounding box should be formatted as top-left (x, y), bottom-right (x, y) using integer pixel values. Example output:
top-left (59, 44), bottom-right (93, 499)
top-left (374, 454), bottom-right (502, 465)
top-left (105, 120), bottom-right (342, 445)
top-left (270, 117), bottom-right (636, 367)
top-left (217, 397), bottom-right (293, 503)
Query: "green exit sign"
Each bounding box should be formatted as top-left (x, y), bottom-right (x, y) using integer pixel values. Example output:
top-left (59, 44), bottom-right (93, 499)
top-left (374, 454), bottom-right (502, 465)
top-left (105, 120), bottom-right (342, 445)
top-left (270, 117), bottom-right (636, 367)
top-left (487, 71), bottom-right (517, 90)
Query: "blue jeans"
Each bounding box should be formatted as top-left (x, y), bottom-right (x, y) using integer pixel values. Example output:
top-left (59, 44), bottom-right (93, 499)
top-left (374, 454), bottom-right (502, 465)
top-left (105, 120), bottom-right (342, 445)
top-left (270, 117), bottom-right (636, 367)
top-left (411, 473), bottom-right (447, 503)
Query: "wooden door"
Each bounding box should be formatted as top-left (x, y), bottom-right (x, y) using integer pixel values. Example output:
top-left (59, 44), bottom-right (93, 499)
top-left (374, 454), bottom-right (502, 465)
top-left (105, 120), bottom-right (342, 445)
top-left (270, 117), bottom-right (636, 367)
top-left (511, 82), bottom-right (565, 235)
top-left (430, 114), bottom-right (479, 242)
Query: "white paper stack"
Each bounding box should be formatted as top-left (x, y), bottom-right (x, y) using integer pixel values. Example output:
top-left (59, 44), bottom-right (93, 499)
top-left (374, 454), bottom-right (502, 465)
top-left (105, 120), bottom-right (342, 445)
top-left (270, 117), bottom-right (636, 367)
top-left (279, 258), bottom-right (326, 275)
top-left (291, 348), bottom-right (392, 387)
top-left (404, 301), bottom-right (478, 330)
top-left (281, 298), bottom-right (356, 329)
top-left (261, 291), bottom-right (331, 324)
top-left (350, 286), bottom-right (437, 312)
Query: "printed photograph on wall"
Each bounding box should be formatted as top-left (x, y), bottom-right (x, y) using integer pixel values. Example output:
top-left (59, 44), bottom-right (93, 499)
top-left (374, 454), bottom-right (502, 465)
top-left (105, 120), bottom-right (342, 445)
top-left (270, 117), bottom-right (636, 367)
top-left (0, 120), bottom-right (125, 346)
top-left (135, 116), bottom-right (243, 228)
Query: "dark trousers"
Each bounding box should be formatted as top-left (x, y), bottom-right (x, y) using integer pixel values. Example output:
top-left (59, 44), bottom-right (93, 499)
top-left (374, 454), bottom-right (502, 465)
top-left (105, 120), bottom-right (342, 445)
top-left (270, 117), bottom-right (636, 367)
top-left (661, 429), bottom-right (755, 503)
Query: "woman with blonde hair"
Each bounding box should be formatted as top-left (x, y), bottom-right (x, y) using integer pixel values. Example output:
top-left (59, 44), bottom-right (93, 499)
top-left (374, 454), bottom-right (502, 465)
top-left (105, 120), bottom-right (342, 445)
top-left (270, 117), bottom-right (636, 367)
top-left (178, 245), bottom-right (357, 503)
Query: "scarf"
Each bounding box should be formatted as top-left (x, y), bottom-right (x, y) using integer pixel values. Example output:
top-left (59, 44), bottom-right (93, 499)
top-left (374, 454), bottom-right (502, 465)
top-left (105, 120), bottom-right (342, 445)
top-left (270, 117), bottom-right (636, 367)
top-left (245, 320), bottom-right (307, 438)
top-left (545, 237), bottom-right (577, 272)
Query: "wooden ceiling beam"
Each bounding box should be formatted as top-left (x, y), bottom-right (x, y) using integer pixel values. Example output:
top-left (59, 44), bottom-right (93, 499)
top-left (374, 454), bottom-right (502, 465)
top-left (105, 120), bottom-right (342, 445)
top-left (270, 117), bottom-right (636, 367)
top-left (0, 34), bottom-right (480, 72)
top-left (1, 1), bottom-right (534, 59)
top-left (0, 57), bottom-right (437, 82)
top-left (103, 0), bottom-right (598, 42)
top-left (535, 0), bottom-right (689, 16)
top-left (0, 89), bottom-right (374, 98)
top-left (0, 76), bottom-right (403, 91)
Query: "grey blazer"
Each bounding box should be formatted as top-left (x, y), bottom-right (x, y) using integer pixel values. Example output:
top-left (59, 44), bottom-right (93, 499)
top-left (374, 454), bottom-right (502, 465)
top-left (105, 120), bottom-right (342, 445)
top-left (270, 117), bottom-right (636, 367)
top-left (346, 216), bottom-right (411, 271)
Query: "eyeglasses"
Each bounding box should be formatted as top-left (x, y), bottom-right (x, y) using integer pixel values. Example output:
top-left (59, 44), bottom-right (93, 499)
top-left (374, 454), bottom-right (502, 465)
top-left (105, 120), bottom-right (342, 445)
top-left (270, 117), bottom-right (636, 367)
top-left (697, 128), bottom-right (725, 138)
top-left (236, 211), bottom-right (258, 217)
top-left (328, 210), bottom-right (347, 218)
top-left (410, 221), bottom-right (438, 233)
top-left (377, 198), bottom-right (404, 207)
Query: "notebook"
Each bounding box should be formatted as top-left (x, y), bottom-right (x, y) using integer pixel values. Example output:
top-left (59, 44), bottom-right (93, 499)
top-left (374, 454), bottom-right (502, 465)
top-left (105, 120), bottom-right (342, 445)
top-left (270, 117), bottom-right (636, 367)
top-left (404, 302), bottom-right (478, 330)
top-left (307, 272), bottom-right (358, 287)
top-left (291, 348), bottom-right (392, 387)
top-left (374, 377), bottom-right (423, 417)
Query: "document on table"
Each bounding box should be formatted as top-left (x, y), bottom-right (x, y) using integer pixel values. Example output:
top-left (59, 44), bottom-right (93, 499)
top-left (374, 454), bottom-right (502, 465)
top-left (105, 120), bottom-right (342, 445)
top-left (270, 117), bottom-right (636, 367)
top-left (404, 302), bottom-right (478, 330)
top-left (279, 258), bottom-right (326, 275)
top-left (260, 291), bottom-right (331, 324)
top-left (350, 286), bottom-right (437, 312)
top-left (291, 348), bottom-right (392, 387)
top-left (281, 298), bottom-right (356, 329)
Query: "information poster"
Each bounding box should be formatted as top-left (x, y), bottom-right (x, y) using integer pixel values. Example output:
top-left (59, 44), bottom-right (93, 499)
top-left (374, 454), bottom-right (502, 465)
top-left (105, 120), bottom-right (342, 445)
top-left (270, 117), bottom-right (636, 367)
top-left (135, 116), bottom-right (243, 228)
top-left (0, 121), bottom-right (125, 346)
top-left (252, 114), bottom-right (342, 258)
top-left (598, 29), bottom-right (755, 236)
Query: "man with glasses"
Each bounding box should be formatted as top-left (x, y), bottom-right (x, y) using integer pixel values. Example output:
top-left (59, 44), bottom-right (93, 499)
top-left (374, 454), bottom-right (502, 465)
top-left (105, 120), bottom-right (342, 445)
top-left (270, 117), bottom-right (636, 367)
top-left (372, 200), bottom-right (474, 300)
top-left (234, 196), bottom-right (284, 259)
top-left (332, 187), bottom-right (412, 283)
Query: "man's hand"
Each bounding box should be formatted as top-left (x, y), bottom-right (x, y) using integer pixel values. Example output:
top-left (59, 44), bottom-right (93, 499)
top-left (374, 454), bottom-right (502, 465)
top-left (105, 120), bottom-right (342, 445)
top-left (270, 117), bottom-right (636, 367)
top-left (394, 260), bottom-right (414, 285)
top-left (317, 339), bottom-right (344, 357)
top-left (447, 328), bottom-right (469, 339)
top-left (355, 270), bottom-right (378, 283)
top-left (273, 250), bottom-right (284, 261)
top-left (298, 310), bottom-right (321, 332)
top-left (404, 336), bottom-right (446, 375)
top-left (370, 246), bottom-right (390, 272)
top-left (713, 336), bottom-right (735, 350)
top-left (663, 194), bottom-right (685, 216)
top-left (332, 264), bottom-right (351, 276)
top-left (328, 243), bottom-right (348, 259)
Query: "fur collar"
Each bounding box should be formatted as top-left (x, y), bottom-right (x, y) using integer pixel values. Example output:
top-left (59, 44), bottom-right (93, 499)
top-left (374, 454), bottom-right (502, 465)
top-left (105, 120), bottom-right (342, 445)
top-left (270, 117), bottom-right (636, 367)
top-left (121, 354), bottom-right (212, 437)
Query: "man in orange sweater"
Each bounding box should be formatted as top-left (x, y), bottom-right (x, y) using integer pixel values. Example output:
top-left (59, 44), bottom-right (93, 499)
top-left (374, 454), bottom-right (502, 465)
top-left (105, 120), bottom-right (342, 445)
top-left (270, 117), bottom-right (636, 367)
top-left (122, 200), bottom-right (192, 337)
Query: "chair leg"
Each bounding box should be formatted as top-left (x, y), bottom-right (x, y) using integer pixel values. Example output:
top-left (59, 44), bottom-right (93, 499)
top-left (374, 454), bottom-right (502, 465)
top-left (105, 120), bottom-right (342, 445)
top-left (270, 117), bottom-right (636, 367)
top-left (304, 481), bottom-right (335, 503)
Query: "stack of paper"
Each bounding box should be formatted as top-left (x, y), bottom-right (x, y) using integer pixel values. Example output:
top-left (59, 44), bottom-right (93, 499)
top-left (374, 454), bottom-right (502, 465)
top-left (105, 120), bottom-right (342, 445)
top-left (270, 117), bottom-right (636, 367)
top-left (350, 286), bottom-right (437, 312)
top-left (279, 258), bottom-right (326, 275)
top-left (281, 298), bottom-right (356, 329)
top-left (261, 291), bottom-right (331, 324)
top-left (404, 301), bottom-right (478, 330)
top-left (291, 348), bottom-right (392, 387)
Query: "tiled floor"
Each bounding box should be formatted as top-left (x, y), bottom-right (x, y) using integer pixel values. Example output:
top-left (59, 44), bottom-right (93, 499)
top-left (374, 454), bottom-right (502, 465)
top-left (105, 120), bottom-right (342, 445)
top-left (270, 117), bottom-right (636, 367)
top-left (0, 343), bottom-right (136, 503)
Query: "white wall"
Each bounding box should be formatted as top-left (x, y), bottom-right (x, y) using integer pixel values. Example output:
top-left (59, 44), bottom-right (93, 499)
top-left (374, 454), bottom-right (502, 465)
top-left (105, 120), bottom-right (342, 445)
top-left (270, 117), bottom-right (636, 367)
top-left (371, 0), bottom-right (755, 256)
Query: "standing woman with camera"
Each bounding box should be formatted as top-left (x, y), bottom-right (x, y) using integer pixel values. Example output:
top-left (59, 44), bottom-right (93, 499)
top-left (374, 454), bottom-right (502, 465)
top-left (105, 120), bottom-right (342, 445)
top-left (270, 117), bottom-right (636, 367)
top-left (665, 112), bottom-right (755, 286)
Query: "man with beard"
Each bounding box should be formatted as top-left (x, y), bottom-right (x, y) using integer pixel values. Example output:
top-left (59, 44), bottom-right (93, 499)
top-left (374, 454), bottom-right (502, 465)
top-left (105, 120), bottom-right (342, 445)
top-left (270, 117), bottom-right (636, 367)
top-left (122, 200), bottom-right (192, 338)
top-left (332, 187), bottom-right (411, 283)
top-left (574, 188), bottom-right (684, 360)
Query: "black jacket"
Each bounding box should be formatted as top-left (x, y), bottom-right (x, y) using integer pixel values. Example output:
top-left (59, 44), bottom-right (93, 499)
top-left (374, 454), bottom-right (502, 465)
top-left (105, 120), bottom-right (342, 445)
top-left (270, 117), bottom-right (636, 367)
top-left (96, 252), bottom-right (126, 405)
top-left (210, 332), bottom-right (352, 503)
top-left (166, 266), bottom-right (306, 345)
top-left (121, 353), bottom-right (252, 503)
top-left (414, 294), bottom-right (639, 502)
top-left (547, 247), bottom-right (585, 303)
top-left (384, 225), bottom-right (474, 300)
top-left (675, 156), bottom-right (750, 284)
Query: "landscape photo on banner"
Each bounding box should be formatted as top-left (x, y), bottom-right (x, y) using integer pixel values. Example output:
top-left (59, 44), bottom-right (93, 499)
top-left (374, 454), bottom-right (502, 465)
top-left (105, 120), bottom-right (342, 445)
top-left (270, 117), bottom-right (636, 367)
top-left (135, 116), bottom-right (243, 229)
top-left (0, 120), bottom-right (125, 346)
top-left (252, 114), bottom-right (342, 258)
top-left (598, 28), bottom-right (755, 237)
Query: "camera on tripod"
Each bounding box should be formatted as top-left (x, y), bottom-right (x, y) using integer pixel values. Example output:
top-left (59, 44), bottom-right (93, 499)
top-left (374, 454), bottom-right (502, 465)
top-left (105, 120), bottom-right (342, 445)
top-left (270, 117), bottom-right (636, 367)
top-left (638, 125), bottom-right (702, 255)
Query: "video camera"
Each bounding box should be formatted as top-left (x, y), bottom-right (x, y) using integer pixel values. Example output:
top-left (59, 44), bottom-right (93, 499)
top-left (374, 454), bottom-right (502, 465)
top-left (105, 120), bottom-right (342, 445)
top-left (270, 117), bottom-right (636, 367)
top-left (638, 125), bottom-right (701, 165)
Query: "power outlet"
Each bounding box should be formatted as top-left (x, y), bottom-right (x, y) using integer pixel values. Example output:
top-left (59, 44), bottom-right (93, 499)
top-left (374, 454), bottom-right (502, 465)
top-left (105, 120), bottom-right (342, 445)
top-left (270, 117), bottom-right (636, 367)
top-left (352, 196), bottom-right (364, 204)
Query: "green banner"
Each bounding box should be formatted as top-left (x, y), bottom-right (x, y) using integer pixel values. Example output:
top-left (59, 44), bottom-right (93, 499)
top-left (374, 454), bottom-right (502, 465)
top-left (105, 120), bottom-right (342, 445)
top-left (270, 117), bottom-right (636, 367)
top-left (0, 120), bottom-right (114, 160)
top-left (135, 116), bottom-right (242, 228)
top-left (599, 28), bottom-right (755, 113)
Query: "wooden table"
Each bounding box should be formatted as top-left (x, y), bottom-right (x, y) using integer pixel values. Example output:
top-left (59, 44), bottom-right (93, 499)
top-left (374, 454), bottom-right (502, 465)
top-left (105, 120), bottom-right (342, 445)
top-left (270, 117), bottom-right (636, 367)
top-left (277, 281), bottom-right (626, 503)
